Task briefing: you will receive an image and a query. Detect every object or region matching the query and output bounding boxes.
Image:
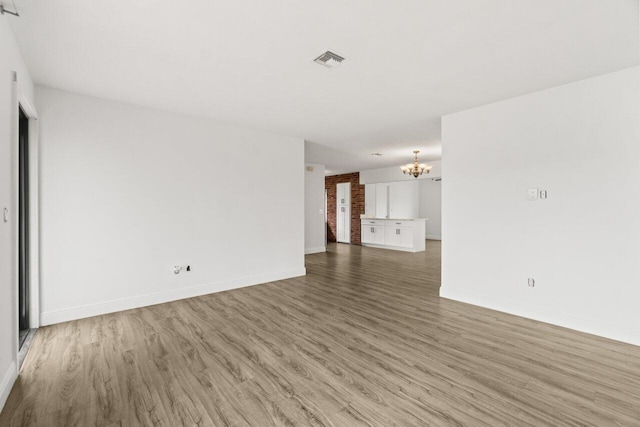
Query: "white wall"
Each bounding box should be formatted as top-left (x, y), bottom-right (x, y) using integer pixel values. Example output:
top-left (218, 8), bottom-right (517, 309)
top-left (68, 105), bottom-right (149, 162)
top-left (304, 162), bottom-right (325, 254)
top-left (418, 179), bottom-right (441, 240)
top-left (442, 67), bottom-right (640, 345)
top-left (0, 15), bottom-right (35, 412)
top-left (360, 160), bottom-right (442, 184)
top-left (36, 86), bottom-right (305, 325)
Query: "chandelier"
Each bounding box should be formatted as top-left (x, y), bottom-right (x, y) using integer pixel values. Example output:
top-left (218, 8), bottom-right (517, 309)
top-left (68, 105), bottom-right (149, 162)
top-left (400, 150), bottom-right (432, 178)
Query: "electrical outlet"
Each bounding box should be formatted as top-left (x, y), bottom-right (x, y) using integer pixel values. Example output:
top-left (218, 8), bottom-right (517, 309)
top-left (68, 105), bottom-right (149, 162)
top-left (528, 188), bottom-right (539, 201)
top-left (528, 278), bottom-right (535, 287)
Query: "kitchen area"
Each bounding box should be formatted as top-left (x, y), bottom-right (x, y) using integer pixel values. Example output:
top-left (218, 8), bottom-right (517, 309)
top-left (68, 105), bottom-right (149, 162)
top-left (360, 180), bottom-right (434, 252)
top-left (324, 162), bottom-right (442, 254)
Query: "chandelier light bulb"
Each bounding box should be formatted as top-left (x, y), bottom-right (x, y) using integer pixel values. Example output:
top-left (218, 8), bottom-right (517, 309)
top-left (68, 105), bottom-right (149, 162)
top-left (400, 150), bottom-right (431, 178)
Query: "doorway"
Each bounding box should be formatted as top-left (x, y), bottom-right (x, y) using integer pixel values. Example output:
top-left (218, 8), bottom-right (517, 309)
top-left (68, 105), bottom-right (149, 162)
top-left (18, 106), bottom-right (31, 350)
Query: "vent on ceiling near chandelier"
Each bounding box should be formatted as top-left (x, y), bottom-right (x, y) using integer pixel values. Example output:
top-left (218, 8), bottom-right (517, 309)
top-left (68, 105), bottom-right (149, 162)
top-left (314, 51), bottom-right (345, 68)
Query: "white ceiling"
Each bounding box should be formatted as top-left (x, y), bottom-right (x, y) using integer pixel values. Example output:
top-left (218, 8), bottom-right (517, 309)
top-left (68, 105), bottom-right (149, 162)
top-left (9, 0), bottom-right (639, 174)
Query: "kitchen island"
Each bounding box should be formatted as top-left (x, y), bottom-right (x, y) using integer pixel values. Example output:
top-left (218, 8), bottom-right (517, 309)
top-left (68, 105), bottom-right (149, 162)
top-left (360, 217), bottom-right (427, 252)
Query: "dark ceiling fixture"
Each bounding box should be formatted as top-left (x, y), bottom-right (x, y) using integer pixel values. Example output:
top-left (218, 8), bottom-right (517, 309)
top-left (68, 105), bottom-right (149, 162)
top-left (313, 51), bottom-right (346, 69)
top-left (0, 1), bottom-right (20, 17)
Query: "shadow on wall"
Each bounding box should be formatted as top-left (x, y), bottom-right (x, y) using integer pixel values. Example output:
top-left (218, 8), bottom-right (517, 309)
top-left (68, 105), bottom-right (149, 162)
top-left (325, 173), bottom-right (364, 245)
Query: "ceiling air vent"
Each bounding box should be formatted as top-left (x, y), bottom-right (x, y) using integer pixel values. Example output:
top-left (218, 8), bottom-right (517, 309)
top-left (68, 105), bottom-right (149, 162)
top-left (314, 51), bottom-right (345, 69)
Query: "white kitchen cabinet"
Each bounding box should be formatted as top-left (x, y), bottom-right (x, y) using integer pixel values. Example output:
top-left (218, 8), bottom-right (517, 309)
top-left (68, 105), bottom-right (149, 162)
top-left (366, 181), bottom-right (420, 220)
top-left (337, 182), bottom-right (350, 206)
top-left (375, 184), bottom-right (389, 218)
top-left (361, 225), bottom-right (373, 244)
top-left (361, 219), bottom-right (386, 244)
top-left (362, 224), bottom-right (385, 245)
top-left (365, 184), bottom-right (376, 216)
top-left (385, 226), bottom-right (412, 248)
top-left (336, 183), bottom-right (351, 243)
top-left (337, 205), bottom-right (350, 243)
top-left (389, 181), bottom-right (419, 219)
top-left (384, 227), bottom-right (398, 246)
top-left (360, 218), bottom-right (426, 252)
top-left (361, 219), bottom-right (386, 226)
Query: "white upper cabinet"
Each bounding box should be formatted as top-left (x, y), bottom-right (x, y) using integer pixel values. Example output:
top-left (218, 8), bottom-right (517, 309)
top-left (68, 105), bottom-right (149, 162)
top-left (365, 181), bottom-right (419, 219)
top-left (388, 181), bottom-right (419, 219)
top-left (375, 184), bottom-right (389, 218)
top-left (365, 184), bottom-right (376, 216)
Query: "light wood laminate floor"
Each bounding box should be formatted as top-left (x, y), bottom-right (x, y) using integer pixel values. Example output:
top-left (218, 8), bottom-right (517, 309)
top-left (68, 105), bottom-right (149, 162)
top-left (2, 241), bottom-right (639, 426)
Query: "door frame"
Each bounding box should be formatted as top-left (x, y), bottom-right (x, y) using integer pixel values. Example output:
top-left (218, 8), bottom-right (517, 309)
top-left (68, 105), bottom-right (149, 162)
top-left (12, 75), bottom-right (40, 370)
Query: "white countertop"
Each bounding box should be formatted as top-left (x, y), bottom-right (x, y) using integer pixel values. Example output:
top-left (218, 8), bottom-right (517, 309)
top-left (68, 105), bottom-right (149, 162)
top-left (361, 217), bottom-right (428, 221)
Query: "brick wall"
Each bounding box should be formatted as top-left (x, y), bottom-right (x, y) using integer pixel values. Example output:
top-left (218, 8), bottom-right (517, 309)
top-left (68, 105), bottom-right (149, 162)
top-left (325, 172), bottom-right (365, 245)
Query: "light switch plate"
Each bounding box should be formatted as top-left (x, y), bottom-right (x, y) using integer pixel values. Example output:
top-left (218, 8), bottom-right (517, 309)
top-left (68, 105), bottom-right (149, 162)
top-left (528, 188), bottom-right (539, 201)
top-left (540, 190), bottom-right (547, 199)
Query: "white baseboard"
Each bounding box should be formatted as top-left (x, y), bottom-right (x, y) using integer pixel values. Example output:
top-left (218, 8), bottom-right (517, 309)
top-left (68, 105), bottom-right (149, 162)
top-left (361, 243), bottom-right (423, 253)
top-left (41, 267), bottom-right (306, 325)
top-left (305, 247), bottom-right (326, 254)
top-left (440, 288), bottom-right (640, 346)
top-left (0, 361), bottom-right (17, 414)
top-left (425, 235), bottom-right (441, 240)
